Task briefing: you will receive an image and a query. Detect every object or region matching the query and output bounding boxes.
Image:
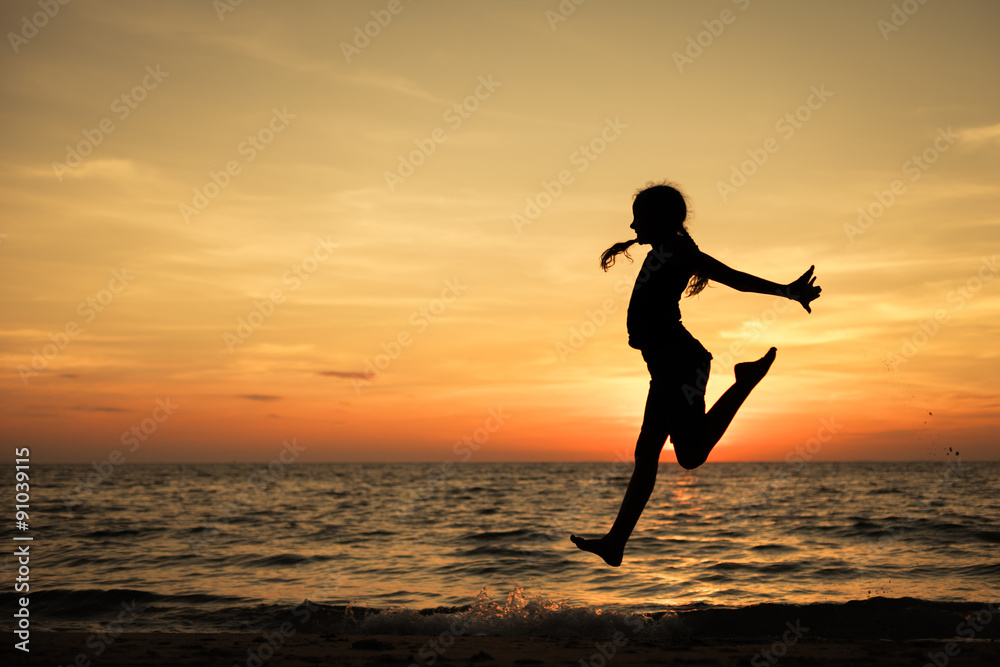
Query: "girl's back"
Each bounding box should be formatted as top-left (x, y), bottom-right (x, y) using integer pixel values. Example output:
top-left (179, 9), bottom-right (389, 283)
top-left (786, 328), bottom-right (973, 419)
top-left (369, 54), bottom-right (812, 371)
top-left (626, 236), bottom-right (700, 351)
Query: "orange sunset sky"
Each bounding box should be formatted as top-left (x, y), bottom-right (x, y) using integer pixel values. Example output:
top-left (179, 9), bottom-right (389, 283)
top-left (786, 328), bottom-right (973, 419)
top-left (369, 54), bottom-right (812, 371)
top-left (2, 0), bottom-right (998, 463)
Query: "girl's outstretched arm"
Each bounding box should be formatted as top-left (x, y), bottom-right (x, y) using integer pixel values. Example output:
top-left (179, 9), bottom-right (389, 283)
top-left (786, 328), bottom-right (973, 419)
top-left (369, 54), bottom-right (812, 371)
top-left (697, 252), bottom-right (822, 312)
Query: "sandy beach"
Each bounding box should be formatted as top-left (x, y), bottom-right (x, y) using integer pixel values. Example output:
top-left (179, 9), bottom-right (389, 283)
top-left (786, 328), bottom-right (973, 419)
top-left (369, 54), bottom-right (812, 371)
top-left (8, 630), bottom-right (999, 666)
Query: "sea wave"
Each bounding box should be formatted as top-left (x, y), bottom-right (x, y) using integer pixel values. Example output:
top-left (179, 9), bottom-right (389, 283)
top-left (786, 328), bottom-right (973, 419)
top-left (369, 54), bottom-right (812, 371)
top-left (6, 586), bottom-right (997, 640)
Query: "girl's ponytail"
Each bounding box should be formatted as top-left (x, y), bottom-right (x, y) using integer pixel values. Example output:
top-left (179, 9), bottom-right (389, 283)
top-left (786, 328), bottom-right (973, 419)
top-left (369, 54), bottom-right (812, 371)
top-left (600, 239), bottom-right (638, 272)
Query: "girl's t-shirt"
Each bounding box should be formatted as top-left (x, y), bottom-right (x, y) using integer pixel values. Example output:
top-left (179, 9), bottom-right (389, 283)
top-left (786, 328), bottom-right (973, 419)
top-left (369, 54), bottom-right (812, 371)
top-left (626, 236), bottom-right (701, 351)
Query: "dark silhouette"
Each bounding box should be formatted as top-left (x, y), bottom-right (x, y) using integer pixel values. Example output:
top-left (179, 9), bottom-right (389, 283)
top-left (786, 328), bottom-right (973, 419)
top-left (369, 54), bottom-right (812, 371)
top-left (571, 182), bottom-right (821, 567)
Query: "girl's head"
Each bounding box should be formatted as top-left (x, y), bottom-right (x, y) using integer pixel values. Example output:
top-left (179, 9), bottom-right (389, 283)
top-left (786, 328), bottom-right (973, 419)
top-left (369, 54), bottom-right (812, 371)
top-left (600, 181), bottom-right (708, 296)
top-left (600, 181), bottom-right (692, 271)
top-left (630, 183), bottom-right (689, 244)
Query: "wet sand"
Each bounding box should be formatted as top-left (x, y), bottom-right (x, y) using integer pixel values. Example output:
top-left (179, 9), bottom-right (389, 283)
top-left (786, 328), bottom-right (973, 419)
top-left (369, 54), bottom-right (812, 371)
top-left (10, 630), bottom-right (999, 666)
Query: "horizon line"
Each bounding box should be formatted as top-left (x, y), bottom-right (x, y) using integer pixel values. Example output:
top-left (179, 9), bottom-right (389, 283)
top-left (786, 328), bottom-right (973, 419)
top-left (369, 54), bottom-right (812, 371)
top-left (11, 458), bottom-right (988, 465)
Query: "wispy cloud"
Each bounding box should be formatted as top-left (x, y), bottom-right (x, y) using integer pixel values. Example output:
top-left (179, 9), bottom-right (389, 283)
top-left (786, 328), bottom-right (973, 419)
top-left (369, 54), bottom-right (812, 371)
top-left (318, 370), bottom-right (369, 379)
top-left (962, 122), bottom-right (1000, 144)
top-left (340, 72), bottom-right (451, 105)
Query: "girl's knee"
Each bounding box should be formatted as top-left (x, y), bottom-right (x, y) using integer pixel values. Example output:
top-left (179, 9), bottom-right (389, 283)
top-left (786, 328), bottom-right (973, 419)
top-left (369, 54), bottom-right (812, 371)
top-left (675, 452), bottom-right (706, 470)
top-left (671, 435), bottom-right (707, 470)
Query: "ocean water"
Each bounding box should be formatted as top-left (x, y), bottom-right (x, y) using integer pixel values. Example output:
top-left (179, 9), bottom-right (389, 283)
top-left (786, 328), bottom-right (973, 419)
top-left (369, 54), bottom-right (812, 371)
top-left (3, 460), bottom-right (998, 635)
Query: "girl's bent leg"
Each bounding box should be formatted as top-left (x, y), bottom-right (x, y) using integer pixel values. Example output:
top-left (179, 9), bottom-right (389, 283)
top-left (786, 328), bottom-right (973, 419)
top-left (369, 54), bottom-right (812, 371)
top-left (672, 347), bottom-right (776, 469)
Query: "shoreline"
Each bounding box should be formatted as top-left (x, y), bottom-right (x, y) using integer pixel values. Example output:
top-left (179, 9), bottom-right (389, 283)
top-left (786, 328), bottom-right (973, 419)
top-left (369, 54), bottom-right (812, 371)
top-left (17, 595), bottom-right (998, 636)
top-left (9, 598), bottom-right (998, 666)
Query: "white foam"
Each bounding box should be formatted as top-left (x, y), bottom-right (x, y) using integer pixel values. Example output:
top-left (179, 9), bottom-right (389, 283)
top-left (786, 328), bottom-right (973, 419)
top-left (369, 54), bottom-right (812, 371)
top-left (342, 584), bottom-right (684, 638)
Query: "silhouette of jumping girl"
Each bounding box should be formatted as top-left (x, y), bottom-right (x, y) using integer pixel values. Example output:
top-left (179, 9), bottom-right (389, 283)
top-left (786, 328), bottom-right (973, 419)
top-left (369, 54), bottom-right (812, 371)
top-left (571, 182), bottom-right (821, 566)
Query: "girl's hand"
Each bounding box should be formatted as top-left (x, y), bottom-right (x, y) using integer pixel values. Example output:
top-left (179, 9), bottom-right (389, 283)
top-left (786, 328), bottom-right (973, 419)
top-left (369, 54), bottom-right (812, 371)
top-left (786, 266), bottom-right (821, 313)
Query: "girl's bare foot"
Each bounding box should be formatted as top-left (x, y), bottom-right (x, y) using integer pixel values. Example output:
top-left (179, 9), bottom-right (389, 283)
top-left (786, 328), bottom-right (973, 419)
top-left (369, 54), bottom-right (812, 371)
top-left (734, 347), bottom-right (776, 388)
top-left (570, 534), bottom-right (624, 567)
